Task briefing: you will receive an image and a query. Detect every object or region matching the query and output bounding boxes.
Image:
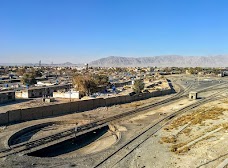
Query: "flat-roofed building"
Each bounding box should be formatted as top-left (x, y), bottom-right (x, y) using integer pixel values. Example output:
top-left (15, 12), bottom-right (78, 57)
top-left (15, 84), bottom-right (71, 98)
top-left (0, 91), bottom-right (15, 104)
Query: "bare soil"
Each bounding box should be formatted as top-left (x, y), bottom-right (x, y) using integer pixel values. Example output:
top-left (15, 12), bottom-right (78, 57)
top-left (0, 81), bottom-right (227, 168)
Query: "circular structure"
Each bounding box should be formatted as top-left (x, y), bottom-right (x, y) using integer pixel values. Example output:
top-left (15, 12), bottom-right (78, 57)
top-left (27, 125), bottom-right (120, 158)
top-left (8, 122), bottom-right (55, 146)
top-left (8, 122), bottom-right (121, 158)
top-left (8, 121), bottom-right (80, 147)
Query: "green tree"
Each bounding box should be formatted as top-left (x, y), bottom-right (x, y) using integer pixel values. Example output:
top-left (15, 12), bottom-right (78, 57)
top-left (21, 73), bottom-right (36, 85)
top-left (133, 79), bottom-right (145, 94)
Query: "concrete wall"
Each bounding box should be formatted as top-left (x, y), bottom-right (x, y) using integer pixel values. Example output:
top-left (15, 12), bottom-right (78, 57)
top-left (0, 88), bottom-right (171, 125)
top-left (105, 97), bottom-right (117, 106)
top-left (125, 95), bottom-right (133, 103)
top-left (21, 108), bottom-right (43, 121)
top-left (0, 113), bottom-right (8, 125)
top-left (53, 91), bottom-right (80, 99)
top-left (70, 101), bottom-right (79, 113)
top-left (78, 100), bottom-right (94, 112)
top-left (8, 110), bottom-right (21, 123)
top-left (93, 98), bottom-right (106, 108)
top-left (41, 105), bottom-right (54, 117)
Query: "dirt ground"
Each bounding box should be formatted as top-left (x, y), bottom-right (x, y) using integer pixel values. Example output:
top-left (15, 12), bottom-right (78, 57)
top-left (114, 97), bottom-right (228, 168)
top-left (0, 82), bottom-right (227, 168)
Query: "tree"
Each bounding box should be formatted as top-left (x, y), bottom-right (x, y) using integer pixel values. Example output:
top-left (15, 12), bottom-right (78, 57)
top-left (17, 68), bottom-right (26, 76)
top-left (93, 74), bottom-right (109, 86)
top-left (34, 69), bottom-right (43, 77)
top-left (133, 79), bottom-right (144, 94)
top-left (195, 67), bottom-right (203, 72)
top-left (72, 74), bottom-right (97, 96)
top-left (21, 73), bottom-right (36, 85)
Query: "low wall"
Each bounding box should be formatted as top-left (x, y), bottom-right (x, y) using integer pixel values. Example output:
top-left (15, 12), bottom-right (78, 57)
top-left (0, 88), bottom-right (172, 125)
top-left (0, 113), bottom-right (8, 125)
top-left (8, 110), bottom-right (21, 123)
top-left (69, 101), bottom-right (79, 113)
top-left (93, 98), bottom-right (106, 108)
top-left (78, 99), bottom-right (94, 112)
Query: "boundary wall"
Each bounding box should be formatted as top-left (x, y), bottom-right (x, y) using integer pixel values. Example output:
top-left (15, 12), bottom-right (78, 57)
top-left (0, 89), bottom-right (171, 125)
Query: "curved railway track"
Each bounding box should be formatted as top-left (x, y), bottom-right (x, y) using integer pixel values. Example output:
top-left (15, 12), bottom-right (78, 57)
top-left (94, 89), bottom-right (227, 168)
top-left (0, 81), bottom-right (227, 158)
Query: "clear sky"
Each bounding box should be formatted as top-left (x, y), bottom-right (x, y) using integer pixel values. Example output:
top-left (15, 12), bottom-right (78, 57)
top-left (1, 0), bottom-right (228, 64)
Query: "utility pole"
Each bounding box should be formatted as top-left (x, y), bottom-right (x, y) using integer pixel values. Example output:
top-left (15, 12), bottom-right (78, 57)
top-left (74, 127), bottom-right (77, 139)
top-left (198, 73), bottom-right (200, 85)
top-left (69, 86), bottom-right (71, 102)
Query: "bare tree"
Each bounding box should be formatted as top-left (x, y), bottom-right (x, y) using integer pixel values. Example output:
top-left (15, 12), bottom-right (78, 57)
top-left (72, 74), bottom-right (97, 96)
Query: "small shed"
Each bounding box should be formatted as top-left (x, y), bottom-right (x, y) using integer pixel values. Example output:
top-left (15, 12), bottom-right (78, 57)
top-left (189, 91), bottom-right (198, 100)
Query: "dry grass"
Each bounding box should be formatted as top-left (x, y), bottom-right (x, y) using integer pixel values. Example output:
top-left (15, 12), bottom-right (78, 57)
top-left (120, 101), bottom-right (144, 108)
top-left (203, 135), bottom-right (215, 140)
top-left (163, 127), bottom-right (171, 131)
top-left (176, 146), bottom-right (191, 153)
top-left (222, 123), bottom-right (228, 130)
top-left (162, 102), bottom-right (228, 154)
top-left (222, 98), bottom-right (228, 104)
top-left (170, 141), bottom-right (194, 154)
top-left (170, 143), bottom-right (187, 152)
top-left (206, 124), bottom-right (221, 132)
top-left (165, 107), bottom-right (225, 130)
top-left (169, 126), bottom-right (223, 154)
top-left (182, 128), bottom-right (192, 135)
top-left (161, 135), bottom-right (177, 143)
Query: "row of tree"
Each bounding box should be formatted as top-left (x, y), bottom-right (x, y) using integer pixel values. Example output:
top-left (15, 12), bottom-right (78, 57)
top-left (20, 69), bottom-right (43, 85)
top-left (73, 74), bottom-right (145, 96)
top-left (19, 68), bottom-right (146, 96)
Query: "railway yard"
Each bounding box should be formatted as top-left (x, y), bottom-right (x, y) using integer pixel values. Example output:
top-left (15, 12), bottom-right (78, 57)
top-left (0, 75), bottom-right (228, 168)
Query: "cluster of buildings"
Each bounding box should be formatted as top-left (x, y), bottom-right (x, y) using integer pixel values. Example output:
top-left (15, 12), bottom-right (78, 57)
top-left (0, 64), bottom-right (227, 105)
top-left (0, 91), bottom-right (15, 104)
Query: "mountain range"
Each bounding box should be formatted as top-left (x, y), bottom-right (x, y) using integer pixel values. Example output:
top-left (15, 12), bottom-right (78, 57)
top-left (89, 55), bottom-right (228, 67)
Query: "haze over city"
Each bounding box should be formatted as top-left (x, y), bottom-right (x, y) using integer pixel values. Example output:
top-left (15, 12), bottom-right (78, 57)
top-left (1, 0), bottom-right (228, 64)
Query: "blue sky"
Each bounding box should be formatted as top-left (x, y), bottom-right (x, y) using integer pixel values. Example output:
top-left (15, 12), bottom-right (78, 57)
top-left (1, 0), bottom-right (228, 64)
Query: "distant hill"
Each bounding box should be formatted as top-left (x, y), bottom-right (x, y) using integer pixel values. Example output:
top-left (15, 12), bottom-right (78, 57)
top-left (0, 62), bottom-right (84, 67)
top-left (90, 55), bottom-right (228, 67)
top-left (62, 62), bottom-right (74, 65)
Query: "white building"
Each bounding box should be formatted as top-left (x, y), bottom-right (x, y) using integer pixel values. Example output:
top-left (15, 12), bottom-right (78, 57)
top-left (53, 90), bottom-right (80, 99)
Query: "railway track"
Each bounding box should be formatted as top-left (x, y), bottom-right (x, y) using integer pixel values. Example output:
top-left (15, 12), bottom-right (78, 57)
top-left (94, 89), bottom-right (227, 168)
top-left (196, 152), bottom-right (228, 168)
top-left (0, 81), bottom-right (227, 158)
top-left (0, 82), bottom-right (189, 157)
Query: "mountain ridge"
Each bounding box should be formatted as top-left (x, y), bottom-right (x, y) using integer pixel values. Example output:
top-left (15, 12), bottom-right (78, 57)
top-left (90, 55), bottom-right (228, 67)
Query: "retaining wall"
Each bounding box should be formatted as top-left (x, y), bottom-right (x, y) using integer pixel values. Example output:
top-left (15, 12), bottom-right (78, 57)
top-left (0, 88), bottom-right (171, 125)
top-left (0, 113), bottom-right (8, 125)
top-left (8, 110), bottom-right (21, 123)
top-left (93, 98), bottom-right (106, 108)
top-left (78, 100), bottom-right (94, 112)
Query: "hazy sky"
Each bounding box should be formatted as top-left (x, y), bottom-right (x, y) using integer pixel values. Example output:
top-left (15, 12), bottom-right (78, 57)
top-left (1, 0), bottom-right (228, 64)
